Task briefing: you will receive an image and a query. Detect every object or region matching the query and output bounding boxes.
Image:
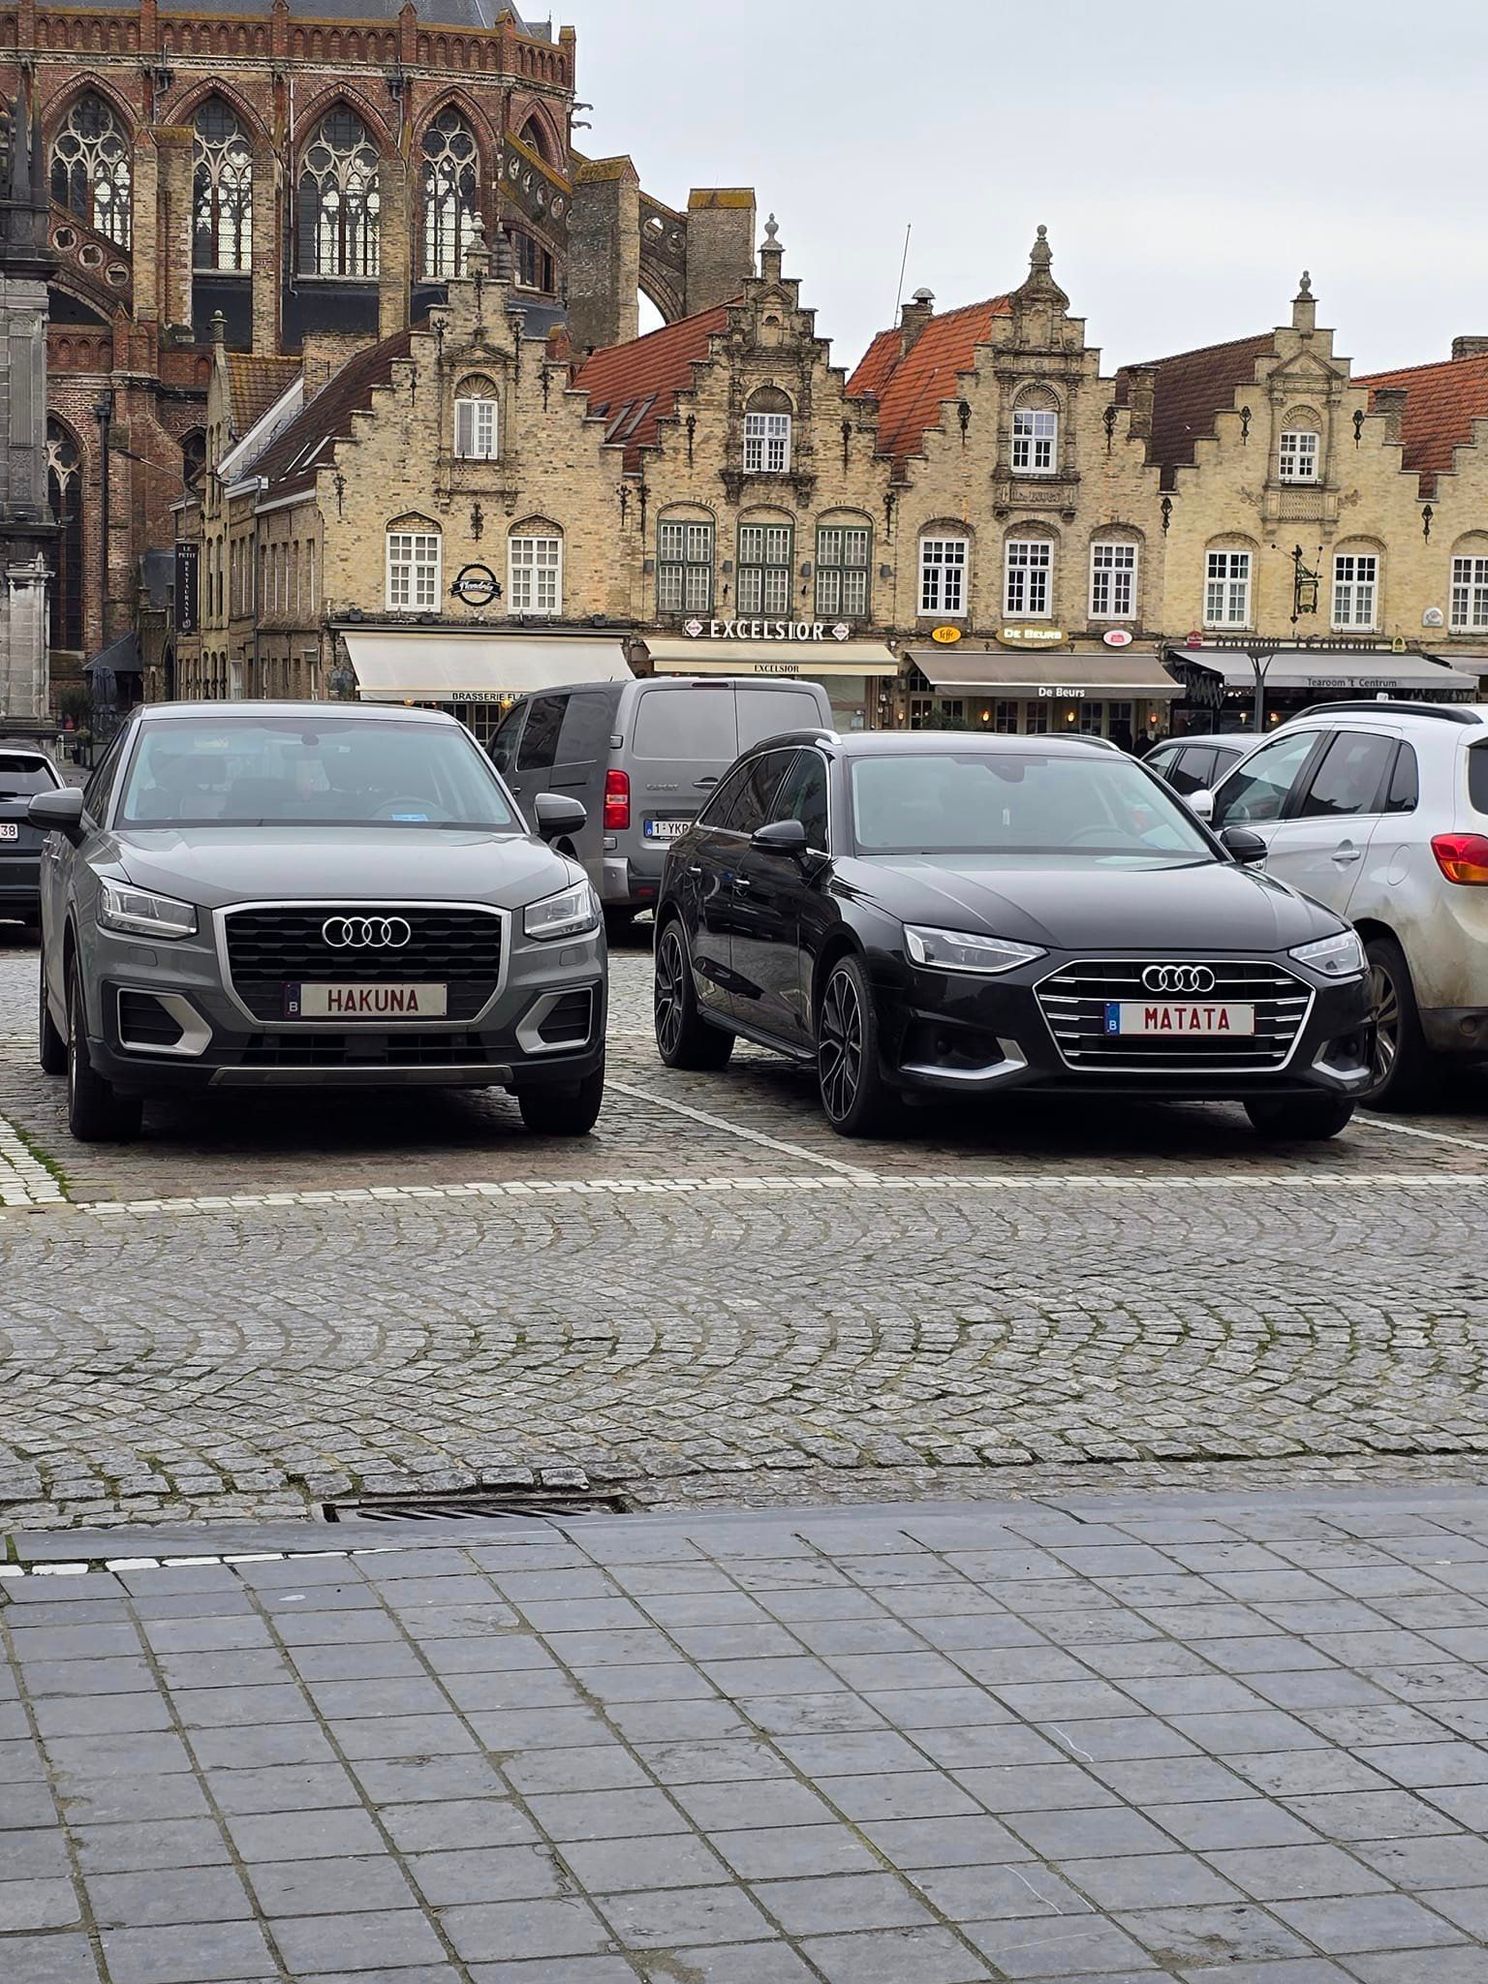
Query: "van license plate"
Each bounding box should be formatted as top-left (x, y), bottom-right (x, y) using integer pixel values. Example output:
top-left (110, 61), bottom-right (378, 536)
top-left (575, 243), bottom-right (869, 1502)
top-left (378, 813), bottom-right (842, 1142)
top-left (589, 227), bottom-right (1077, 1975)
top-left (287, 983), bottom-right (449, 1019)
top-left (1105, 1001), bottom-right (1255, 1036)
top-left (644, 818), bottom-right (691, 840)
top-left (0, 823), bottom-right (17, 840)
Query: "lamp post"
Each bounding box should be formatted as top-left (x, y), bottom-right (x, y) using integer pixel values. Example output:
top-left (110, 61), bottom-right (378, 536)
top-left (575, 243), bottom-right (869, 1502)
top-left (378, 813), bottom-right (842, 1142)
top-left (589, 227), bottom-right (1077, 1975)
top-left (1248, 544), bottom-right (1322, 734)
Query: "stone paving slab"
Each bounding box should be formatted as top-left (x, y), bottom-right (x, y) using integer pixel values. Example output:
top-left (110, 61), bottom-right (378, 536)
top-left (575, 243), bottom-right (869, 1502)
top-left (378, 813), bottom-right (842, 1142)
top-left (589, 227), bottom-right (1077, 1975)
top-left (5, 1489), bottom-right (1488, 1982)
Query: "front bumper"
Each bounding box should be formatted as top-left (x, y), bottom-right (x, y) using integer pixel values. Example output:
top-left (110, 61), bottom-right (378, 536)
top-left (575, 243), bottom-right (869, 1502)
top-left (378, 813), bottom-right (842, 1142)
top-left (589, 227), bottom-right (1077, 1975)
top-left (875, 950), bottom-right (1374, 1101)
top-left (1421, 1006), bottom-right (1488, 1057)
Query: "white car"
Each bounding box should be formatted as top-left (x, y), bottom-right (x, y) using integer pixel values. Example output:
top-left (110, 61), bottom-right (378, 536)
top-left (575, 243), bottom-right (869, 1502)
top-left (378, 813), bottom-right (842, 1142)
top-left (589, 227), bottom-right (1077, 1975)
top-left (1192, 701), bottom-right (1488, 1106)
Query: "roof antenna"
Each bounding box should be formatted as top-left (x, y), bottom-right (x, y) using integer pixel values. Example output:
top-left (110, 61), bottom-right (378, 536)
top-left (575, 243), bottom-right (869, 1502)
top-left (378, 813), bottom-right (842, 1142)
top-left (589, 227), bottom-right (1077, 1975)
top-left (892, 222), bottom-right (912, 320)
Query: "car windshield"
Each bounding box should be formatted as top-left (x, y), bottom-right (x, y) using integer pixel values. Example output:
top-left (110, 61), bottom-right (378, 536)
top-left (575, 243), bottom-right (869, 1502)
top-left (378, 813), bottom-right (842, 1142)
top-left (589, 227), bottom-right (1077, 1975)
top-left (849, 751), bottom-right (1216, 863)
top-left (0, 755), bottom-right (60, 797)
top-left (115, 716), bottom-right (519, 830)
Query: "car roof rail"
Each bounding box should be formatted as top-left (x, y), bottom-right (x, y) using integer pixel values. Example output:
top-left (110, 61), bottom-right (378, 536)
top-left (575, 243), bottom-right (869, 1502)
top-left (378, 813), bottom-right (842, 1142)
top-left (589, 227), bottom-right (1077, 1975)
top-left (1290, 699), bottom-right (1485, 726)
top-left (749, 728), bottom-right (841, 750)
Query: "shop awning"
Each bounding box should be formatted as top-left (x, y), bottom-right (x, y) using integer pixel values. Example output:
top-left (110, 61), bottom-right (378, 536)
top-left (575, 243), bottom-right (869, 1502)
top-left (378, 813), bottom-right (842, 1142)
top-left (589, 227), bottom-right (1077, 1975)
top-left (1171, 648), bottom-right (1481, 696)
top-left (343, 633), bottom-right (633, 702)
top-left (83, 630), bottom-right (143, 678)
top-left (906, 647), bottom-right (1181, 698)
top-left (645, 638), bottom-right (899, 678)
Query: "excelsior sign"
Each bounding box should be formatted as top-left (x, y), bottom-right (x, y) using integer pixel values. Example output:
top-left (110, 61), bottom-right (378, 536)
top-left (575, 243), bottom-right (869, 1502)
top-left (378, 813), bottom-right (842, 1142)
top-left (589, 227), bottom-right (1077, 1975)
top-left (683, 618), bottom-right (850, 642)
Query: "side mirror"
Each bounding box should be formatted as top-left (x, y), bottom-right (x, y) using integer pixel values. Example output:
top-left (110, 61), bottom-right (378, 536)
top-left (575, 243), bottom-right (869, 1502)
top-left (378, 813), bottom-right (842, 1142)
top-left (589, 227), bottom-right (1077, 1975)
top-left (28, 785), bottom-right (87, 844)
top-left (1187, 788), bottom-right (1215, 822)
top-left (751, 817), bottom-right (808, 857)
top-left (533, 792), bottom-right (587, 843)
top-left (1221, 826), bottom-right (1268, 867)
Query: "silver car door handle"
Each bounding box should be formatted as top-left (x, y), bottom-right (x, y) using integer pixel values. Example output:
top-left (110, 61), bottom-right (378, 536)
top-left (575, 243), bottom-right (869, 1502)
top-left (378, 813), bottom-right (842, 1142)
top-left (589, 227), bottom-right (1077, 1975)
top-left (686, 863), bottom-right (704, 877)
top-left (732, 875), bottom-right (752, 893)
top-left (1331, 845), bottom-right (1363, 865)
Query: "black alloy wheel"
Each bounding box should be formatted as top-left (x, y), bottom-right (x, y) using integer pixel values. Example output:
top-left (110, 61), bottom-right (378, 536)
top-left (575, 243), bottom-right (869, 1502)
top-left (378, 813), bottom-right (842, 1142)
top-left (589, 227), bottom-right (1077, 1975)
top-left (1362, 935), bottom-right (1437, 1110)
top-left (653, 920), bottom-right (733, 1070)
top-left (1243, 1094), bottom-right (1356, 1141)
top-left (66, 963), bottom-right (142, 1143)
top-left (817, 952), bottom-right (899, 1138)
top-left (39, 965), bottom-right (66, 1075)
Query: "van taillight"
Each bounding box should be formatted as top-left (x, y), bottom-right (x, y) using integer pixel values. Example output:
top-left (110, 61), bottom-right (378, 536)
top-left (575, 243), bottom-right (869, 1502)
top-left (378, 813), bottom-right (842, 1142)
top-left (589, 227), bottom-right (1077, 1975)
top-left (604, 770), bottom-right (630, 832)
top-left (1432, 833), bottom-right (1488, 884)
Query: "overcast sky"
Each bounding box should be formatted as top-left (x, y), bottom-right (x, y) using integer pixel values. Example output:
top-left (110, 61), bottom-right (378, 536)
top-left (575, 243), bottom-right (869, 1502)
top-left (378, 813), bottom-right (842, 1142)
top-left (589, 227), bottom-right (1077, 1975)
top-left (569, 0), bottom-right (1488, 377)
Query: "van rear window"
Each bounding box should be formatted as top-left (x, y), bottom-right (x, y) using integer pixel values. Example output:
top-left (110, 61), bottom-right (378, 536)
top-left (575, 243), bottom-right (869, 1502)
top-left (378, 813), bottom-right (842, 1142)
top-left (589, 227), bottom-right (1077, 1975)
top-left (632, 688), bottom-right (737, 760)
top-left (1470, 743), bottom-right (1488, 817)
top-left (736, 688), bottom-right (827, 749)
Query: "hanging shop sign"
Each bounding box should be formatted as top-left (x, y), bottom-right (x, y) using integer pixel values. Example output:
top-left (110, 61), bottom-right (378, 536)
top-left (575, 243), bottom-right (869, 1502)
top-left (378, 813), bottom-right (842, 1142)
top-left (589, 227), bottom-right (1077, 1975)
top-left (996, 625), bottom-right (1067, 648)
top-left (173, 542), bottom-right (199, 635)
top-left (450, 563), bottom-right (502, 607)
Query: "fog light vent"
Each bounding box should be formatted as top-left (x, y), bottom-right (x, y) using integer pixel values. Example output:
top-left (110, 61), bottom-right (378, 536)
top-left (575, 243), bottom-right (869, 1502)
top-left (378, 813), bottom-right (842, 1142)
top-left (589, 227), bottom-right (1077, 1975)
top-left (117, 990), bottom-right (185, 1049)
top-left (537, 989), bottom-right (593, 1046)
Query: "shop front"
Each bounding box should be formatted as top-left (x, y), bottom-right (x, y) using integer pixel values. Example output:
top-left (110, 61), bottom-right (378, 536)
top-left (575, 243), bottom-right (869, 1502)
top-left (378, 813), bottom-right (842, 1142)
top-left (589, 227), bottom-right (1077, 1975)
top-left (642, 626), bottom-right (900, 732)
top-left (901, 643), bottom-right (1182, 749)
top-left (337, 630), bottom-right (635, 746)
top-left (1168, 645), bottom-right (1482, 733)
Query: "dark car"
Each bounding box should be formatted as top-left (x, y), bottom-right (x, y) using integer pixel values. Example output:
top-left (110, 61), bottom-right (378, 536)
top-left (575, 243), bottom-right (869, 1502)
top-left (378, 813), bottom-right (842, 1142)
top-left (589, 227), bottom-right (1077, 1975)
top-left (1144, 733), bottom-right (1250, 796)
top-left (0, 747), bottom-right (64, 933)
top-left (651, 731), bottom-right (1374, 1140)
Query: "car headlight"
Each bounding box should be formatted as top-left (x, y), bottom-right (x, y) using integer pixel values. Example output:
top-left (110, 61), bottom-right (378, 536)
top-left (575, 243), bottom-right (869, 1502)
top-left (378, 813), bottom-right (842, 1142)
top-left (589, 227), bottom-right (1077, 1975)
top-left (524, 879), bottom-right (600, 942)
top-left (1289, 930), bottom-right (1367, 979)
top-left (904, 925), bottom-right (1046, 975)
top-left (98, 880), bottom-right (198, 940)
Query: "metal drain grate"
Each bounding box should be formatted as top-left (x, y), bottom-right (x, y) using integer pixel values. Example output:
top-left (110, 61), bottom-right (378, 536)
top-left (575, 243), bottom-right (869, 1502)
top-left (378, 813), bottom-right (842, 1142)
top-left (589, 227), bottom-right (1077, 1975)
top-left (321, 1489), bottom-right (632, 1523)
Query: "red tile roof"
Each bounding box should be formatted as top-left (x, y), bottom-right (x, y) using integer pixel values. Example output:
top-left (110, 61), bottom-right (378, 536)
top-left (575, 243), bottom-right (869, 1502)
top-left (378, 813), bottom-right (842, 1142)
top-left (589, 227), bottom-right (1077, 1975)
top-left (574, 304), bottom-right (734, 469)
top-left (1357, 353), bottom-right (1488, 489)
top-left (1115, 334), bottom-right (1272, 480)
top-left (227, 355), bottom-right (300, 438)
top-left (255, 329), bottom-right (413, 498)
top-left (846, 298), bottom-right (1011, 463)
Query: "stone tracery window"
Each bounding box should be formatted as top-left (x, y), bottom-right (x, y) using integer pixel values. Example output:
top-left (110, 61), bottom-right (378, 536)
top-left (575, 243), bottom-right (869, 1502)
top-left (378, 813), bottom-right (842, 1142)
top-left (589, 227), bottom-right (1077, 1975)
top-left (422, 108), bottom-right (479, 279)
top-left (46, 419), bottom-right (85, 652)
top-left (50, 92), bottom-right (132, 250)
top-left (194, 99), bottom-right (253, 272)
top-left (298, 108), bottom-right (380, 278)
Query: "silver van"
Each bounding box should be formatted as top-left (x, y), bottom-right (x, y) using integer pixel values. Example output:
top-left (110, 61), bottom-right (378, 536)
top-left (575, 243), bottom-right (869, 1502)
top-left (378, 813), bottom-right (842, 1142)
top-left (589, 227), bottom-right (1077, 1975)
top-left (491, 675), bottom-right (833, 935)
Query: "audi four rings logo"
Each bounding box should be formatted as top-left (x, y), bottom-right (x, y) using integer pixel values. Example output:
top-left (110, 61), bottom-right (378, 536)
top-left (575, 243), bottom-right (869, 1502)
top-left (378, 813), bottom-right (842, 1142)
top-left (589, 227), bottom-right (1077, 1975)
top-left (321, 916), bottom-right (413, 950)
top-left (1142, 964), bottom-right (1216, 994)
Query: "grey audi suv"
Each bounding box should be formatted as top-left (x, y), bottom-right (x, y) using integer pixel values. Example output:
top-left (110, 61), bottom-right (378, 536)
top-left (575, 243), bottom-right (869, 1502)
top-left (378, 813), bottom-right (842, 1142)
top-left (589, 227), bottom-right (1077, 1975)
top-left (32, 702), bottom-right (606, 1142)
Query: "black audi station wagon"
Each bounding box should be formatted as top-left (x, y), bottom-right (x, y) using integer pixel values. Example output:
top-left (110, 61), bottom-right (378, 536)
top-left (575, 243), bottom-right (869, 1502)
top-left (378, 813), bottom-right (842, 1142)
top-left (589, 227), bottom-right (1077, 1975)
top-left (652, 731), bottom-right (1374, 1140)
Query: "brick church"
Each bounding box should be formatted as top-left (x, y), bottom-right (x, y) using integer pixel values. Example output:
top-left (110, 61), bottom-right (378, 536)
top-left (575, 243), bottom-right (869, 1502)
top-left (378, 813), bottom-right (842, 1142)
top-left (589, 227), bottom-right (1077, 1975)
top-left (0, 0), bottom-right (753, 701)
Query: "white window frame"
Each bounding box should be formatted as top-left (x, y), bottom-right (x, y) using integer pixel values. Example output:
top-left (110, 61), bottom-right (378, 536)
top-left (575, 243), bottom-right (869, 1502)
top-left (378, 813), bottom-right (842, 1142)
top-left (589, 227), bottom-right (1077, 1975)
top-left (1011, 407), bottom-right (1058, 475)
top-left (508, 534), bottom-right (563, 616)
top-left (1279, 429), bottom-right (1320, 483)
top-left (454, 395), bottom-right (499, 461)
top-left (386, 529), bottom-right (442, 611)
top-left (1205, 549), bottom-right (1252, 628)
top-left (919, 536), bottom-right (967, 617)
top-left (657, 519), bottom-right (714, 615)
top-left (1089, 539), bottom-right (1137, 620)
top-left (1332, 552), bottom-right (1379, 632)
top-left (743, 411), bottom-right (792, 475)
top-left (1450, 554), bottom-right (1488, 632)
top-left (1004, 538), bottom-right (1053, 619)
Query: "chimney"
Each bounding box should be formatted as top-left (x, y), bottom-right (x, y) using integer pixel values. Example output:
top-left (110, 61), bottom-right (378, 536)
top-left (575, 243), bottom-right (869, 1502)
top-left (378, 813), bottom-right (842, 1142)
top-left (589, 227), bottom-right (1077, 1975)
top-left (1452, 335), bottom-right (1488, 360)
top-left (899, 286), bottom-right (935, 355)
top-left (1124, 363), bottom-right (1156, 441)
top-left (1372, 385), bottom-right (1407, 445)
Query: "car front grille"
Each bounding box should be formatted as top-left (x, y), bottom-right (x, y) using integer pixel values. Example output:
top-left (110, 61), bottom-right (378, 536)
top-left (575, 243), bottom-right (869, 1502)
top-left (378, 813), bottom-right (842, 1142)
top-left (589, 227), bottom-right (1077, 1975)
top-left (223, 905), bottom-right (502, 1023)
top-left (1037, 958), bottom-right (1313, 1072)
top-left (236, 1031), bottom-right (510, 1068)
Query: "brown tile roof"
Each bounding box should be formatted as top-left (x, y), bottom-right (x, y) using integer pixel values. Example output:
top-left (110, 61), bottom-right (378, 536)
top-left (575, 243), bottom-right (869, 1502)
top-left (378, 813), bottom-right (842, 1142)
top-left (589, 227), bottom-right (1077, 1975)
top-left (1357, 353), bottom-right (1488, 489)
top-left (573, 304), bottom-right (733, 469)
top-left (254, 329), bottom-right (413, 497)
top-left (1116, 333), bottom-right (1273, 480)
top-left (226, 355), bottom-right (299, 438)
top-left (846, 298), bottom-right (1012, 463)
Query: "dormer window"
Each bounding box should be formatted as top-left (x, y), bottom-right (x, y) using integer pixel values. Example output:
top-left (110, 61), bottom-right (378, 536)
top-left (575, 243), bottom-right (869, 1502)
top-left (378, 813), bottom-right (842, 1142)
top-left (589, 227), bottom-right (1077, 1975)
top-left (1011, 407), bottom-right (1058, 474)
top-left (743, 388), bottom-right (793, 474)
top-left (1279, 429), bottom-right (1319, 483)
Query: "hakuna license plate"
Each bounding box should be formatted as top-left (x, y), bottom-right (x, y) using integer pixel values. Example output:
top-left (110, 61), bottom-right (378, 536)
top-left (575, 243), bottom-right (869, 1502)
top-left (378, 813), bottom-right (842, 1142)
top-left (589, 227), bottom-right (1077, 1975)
top-left (286, 983), bottom-right (449, 1019)
top-left (1105, 1001), bottom-right (1256, 1036)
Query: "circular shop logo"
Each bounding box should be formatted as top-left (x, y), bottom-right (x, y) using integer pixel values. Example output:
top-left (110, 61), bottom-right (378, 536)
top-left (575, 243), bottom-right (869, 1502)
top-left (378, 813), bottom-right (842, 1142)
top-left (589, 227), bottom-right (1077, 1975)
top-left (322, 916), bottom-right (413, 950)
top-left (450, 563), bottom-right (501, 608)
top-left (1103, 628), bottom-right (1134, 647)
top-left (1141, 963), bottom-right (1216, 995)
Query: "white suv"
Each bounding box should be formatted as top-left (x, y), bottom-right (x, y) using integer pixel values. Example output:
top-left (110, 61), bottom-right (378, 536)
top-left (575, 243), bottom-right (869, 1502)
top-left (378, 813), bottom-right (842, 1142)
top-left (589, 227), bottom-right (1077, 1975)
top-left (1193, 701), bottom-right (1488, 1106)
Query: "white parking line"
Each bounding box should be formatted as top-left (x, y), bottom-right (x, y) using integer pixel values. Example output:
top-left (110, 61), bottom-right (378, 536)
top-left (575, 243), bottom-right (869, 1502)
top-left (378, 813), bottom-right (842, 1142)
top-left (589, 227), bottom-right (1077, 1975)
top-left (1359, 1113), bottom-right (1488, 1157)
top-left (0, 1117), bottom-right (65, 1206)
top-left (606, 1077), bottom-right (877, 1179)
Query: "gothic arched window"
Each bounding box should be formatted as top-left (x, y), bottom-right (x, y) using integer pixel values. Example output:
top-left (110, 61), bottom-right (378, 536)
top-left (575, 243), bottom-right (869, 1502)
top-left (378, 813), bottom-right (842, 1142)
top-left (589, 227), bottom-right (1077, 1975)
top-left (193, 98), bottom-right (253, 272)
top-left (46, 420), bottom-right (84, 653)
top-left (50, 92), bottom-right (132, 250)
top-left (422, 108), bottom-right (478, 279)
top-left (298, 108), bottom-right (380, 278)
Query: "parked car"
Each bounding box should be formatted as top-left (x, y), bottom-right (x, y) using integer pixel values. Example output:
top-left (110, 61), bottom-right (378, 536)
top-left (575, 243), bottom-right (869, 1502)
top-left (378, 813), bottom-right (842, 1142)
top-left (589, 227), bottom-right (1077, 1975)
top-left (1190, 700), bottom-right (1488, 1107)
top-left (0, 747), bottom-right (64, 936)
top-left (651, 729), bottom-right (1373, 1140)
top-left (32, 702), bottom-right (606, 1142)
top-left (490, 675), bottom-right (833, 938)
top-left (1144, 733), bottom-right (1251, 797)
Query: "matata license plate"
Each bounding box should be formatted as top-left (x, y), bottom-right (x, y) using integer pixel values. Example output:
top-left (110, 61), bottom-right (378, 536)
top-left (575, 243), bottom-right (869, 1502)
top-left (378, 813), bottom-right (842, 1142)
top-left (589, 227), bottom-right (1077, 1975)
top-left (1105, 1001), bottom-right (1255, 1037)
top-left (644, 818), bottom-right (691, 841)
top-left (286, 983), bottom-right (448, 1019)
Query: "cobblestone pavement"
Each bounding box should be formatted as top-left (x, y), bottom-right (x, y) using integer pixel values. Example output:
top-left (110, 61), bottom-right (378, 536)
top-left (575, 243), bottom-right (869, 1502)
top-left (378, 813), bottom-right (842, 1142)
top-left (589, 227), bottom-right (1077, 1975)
top-left (8, 1489), bottom-right (1488, 1983)
top-left (3, 928), bottom-right (1488, 1530)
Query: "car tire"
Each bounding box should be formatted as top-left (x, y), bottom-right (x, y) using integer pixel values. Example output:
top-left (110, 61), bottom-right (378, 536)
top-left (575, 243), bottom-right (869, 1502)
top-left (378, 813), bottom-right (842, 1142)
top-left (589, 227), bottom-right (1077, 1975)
top-left (603, 905), bottom-right (639, 944)
top-left (817, 952), bottom-right (901, 1139)
top-left (518, 1061), bottom-right (605, 1137)
top-left (1362, 935), bottom-right (1438, 1110)
top-left (1243, 1094), bottom-right (1355, 1142)
top-left (654, 920), bottom-right (733, 1070)
top-left (66, 964), bottom-right (142, 1143)
top-left (39, 966), bottom-right (66, 1075)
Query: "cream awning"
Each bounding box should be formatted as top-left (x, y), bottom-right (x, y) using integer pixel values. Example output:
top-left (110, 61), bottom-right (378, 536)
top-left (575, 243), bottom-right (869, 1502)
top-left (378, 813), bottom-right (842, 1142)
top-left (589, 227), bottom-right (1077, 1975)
top-left (645, 638), bottom-right (899, 679)
top-left (1171, 647), bottom-right (1481, 696)
top-left (344, 633), bottom-right (633, 702)
top-left (907, 647), bottom-right (1182, 697)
